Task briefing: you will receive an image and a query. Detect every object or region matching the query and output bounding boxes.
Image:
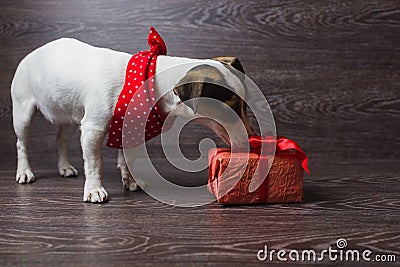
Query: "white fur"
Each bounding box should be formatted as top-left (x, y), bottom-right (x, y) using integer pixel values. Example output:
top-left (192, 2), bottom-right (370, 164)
top-left (11, 38), bottom-right (248, 203)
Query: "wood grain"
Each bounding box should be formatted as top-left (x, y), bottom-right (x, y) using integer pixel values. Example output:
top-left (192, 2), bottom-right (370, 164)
top-left (0, 0), bottom-right (399, 266)
top-left (0, 159), bottom-right (399, 266)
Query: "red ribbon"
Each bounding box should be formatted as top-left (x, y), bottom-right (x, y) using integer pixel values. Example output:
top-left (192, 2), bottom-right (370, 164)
top-left (249, 135), bottom-right (310, 175)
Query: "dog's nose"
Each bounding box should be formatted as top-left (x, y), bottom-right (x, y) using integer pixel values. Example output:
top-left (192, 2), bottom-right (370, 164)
top-left (247, 128), bottom-right (256, 137)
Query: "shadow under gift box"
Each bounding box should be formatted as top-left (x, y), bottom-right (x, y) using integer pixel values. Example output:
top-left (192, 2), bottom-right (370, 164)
top-left (208, 137), bottom-right (308, 205)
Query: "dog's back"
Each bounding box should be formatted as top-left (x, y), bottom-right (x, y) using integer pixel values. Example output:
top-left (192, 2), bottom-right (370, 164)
top-left (11, 38), bottom-right (130, 124)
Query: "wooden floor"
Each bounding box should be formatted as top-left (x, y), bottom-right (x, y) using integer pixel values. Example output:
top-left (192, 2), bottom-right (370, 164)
top-left (0, 0), bottom-right (399, 266)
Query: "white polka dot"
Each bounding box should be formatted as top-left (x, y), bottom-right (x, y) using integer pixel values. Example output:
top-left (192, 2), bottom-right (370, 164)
top-left (118, 128), bottom-right (121, 131)
top-left (116, 139), bottom-right (119, 141)
top-left (130, 120), bottom-right (134, 123)
top-left (127, 111), bottom-right (131, 115)
top-left (115, 121), bottom-right (118, 124)
top-left (125, 103), bottom-right (128, 106)
top-left (137, 94), bottom-right (141, 97)
top-left (151, 88), bottom-right (154, 91)
top-left (118, 108), bottom-right (121, 111)
top-left (112, 132), bottom-right (115, 135)
top-left (129, 90), bottom-right (132, 94)
top-left (153, 36), bottom-right (157, 38)
top-left (121, 116), bottom-right (124, 120)
top-left (128, 82), bottom-right (130, 86)
top-left (137, 115), bottom-right (141, 118)
top-left (140, 103), bottom-right (143, 106)
top-left (143, 111), bottom-right (147, 114)
top-left (134, 107), bottom-right (137, 110)
top-left (129, 70), bottom-right (132, 73)
top-left (146, 99), bottom-right (149, 102)
top-left (122, 95), bottom-right (125, 98)
top-left (151, 79), bottom-right (154, 82)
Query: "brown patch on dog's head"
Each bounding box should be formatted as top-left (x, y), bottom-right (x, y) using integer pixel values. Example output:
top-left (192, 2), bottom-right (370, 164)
top-left (173, 64), bottom-right (241, 119)
top-left (173, 57), bottom-right (256, 139)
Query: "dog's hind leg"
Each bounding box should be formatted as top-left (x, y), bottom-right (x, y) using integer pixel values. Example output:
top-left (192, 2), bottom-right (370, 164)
top-left (11, 78), bottom-right (36, 183)
top-left (117, 149), bottom-right (140, 191)
top-left (57, 124), bottom-right (78, 177)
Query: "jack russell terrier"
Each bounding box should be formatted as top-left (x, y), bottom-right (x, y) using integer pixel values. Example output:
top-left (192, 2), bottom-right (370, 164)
top-left (11, 27), bottom-right (256, 203)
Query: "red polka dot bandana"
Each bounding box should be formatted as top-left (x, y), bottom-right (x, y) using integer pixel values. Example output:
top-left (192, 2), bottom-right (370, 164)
top-left (106, 27), bottom-right (172, 149)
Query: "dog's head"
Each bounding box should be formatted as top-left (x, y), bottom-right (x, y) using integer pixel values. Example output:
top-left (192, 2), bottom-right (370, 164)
top-left (173, 56), bottom-right (256, 146)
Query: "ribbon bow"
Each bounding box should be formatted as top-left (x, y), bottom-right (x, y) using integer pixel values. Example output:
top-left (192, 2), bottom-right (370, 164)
top-left (249, 135), bottom-right (310, 175)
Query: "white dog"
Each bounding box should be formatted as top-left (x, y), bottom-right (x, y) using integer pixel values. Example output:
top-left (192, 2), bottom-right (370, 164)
top-left (11, 37), bottom-right (255, 203)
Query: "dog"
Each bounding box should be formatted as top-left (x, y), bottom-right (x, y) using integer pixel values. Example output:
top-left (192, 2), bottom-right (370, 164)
top-left (11, 37), bottom-right (256, 203)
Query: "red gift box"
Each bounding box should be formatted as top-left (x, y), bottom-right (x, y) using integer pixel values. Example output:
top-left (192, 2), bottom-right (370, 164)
top-left (208, 136), bottom-right (309, 205)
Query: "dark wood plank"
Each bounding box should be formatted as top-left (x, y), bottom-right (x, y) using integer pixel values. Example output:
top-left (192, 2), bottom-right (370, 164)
top-left (1, 0), bottom-right (399, 159)
top-left (0, 158), bottom-right (399, 266)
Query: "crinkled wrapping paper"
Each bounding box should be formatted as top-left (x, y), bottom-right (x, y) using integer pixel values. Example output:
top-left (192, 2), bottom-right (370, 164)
top-left (208, 148), bottom-right (304, 205)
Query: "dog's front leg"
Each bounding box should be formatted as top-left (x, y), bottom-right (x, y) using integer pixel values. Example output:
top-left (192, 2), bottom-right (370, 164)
top-left (81, 126), bottom-right (109, 203)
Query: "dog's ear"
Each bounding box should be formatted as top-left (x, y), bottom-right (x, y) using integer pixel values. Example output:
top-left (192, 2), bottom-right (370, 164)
top-left (213, 56), bottom-right (245, 74)
top-left (173, 82), bottom-right (203, 114)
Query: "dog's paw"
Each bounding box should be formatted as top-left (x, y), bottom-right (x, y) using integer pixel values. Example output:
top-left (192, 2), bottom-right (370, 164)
top-left (16, 169), bottom-right (35, 184)
top-left (122, 175), bottom-right (142, 191)
top-left (58, 164), bottom-right (78, 177)
top-left (84, 187), bottom-right (109, 203)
